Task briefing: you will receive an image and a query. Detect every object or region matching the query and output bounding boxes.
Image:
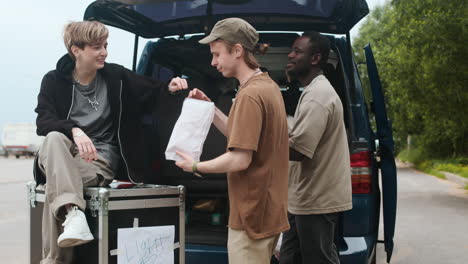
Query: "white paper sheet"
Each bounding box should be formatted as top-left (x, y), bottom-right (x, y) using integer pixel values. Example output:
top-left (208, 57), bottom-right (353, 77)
top-left (117, 225), bottom-right (175, 264)
top-left (165, 98), bottom-right (215, 162)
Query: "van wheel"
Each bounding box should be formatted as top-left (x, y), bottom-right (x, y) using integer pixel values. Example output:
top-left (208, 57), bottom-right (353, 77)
top-left (16, 155), bottom-right (20, 159)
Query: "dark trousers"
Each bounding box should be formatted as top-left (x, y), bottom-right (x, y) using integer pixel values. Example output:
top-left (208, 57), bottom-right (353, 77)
top-left (279, 212), bottom-right (340, 264)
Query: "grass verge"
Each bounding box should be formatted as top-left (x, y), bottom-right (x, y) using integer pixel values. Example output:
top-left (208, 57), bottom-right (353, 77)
top-left (398, 148), bottom-right (467, 180)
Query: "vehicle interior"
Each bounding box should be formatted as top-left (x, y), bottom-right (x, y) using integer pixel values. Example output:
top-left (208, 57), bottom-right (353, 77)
top-left (136, 32), bottom-right (353, 246)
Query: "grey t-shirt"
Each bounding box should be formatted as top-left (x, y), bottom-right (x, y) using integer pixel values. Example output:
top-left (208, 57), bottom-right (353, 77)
top-left (70, 72), bottom-right (120, 174)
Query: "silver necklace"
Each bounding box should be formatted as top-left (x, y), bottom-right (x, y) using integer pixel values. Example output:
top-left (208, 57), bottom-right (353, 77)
top-left (73, 73), bottom-right (99, 111)
top-left (238, 69), bottom-right (262, 90)
top-left (234, 69), bottom-right (262, 99)
top-left (232, 69), bottom-right (262, 103)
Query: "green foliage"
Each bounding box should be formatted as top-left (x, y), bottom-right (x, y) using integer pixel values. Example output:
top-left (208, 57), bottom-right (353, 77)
top-left (397, 147), bottom-right (446, 178)
top-left (398, 147), bottom-right (468, 179)
top-left (418, 162), bottom-right (446, 179)
top-left (398, 147), bottom-right (427, 164)
top-left (433, 161), bottom-right (468, 179)
top-left (353, 0), bottom-right (468, 157)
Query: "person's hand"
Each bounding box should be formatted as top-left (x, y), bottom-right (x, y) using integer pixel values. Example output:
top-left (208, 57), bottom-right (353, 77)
top-left (188, 88), bottom-right (211, 102)
top-left (168, 77), bottom-right (188, 93)
top-left (72, 128), bottom-right (97, 163)
top-left (175, 151), bottom-right (195, 172)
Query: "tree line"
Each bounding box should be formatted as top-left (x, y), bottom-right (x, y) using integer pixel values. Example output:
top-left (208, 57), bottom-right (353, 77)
top-left (352, 0), bottom-right (467, 157)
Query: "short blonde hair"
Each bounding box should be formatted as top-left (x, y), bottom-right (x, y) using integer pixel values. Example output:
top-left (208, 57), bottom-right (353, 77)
top-left (63, 21), bottom-right (109, 60)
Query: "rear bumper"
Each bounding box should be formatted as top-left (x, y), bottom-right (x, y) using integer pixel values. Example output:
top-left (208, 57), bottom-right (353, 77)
top-left (185, 234), bottom-right (376, 264)
top-left (340, 235), bottom-right (376, 264)
top-left (186, 244), bottom-right (228, 264)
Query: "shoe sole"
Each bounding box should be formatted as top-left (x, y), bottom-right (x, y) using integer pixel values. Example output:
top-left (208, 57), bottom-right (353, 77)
top-left (58, 233), bottom-right (94, 248)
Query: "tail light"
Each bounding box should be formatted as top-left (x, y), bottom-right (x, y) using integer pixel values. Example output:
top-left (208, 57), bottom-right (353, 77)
top-left (350, 151), bottom-right (372, 194)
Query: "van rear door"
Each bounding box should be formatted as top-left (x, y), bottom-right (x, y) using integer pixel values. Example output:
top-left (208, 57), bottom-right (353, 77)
top-left (84, 0), bottom-right (369, 37)
top-left (364, 43), bottom-right (397, 263)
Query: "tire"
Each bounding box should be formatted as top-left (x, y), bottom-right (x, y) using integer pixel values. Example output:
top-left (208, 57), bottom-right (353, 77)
top-left (16, 154), bottom-right (20, 159)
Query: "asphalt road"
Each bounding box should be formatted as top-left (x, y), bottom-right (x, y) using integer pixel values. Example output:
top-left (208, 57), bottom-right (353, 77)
top-left (376, 163), bottom-right (468, 263)
top-left (0, 157), bottom-right (33, 264)
top-left (0, 157), bottom-right (467, 263)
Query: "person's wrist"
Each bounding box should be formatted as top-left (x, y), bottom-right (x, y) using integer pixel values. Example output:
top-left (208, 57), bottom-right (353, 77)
top-left (73, 129), bottom-right (85, 137)
top-left (192, 161), bottom-right (203, 177)
top-left (168, 86), bottom-right (176, 94)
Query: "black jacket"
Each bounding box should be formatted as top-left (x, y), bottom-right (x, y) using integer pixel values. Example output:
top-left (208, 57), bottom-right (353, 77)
top-left (34, 54), bottom-right (170, 184)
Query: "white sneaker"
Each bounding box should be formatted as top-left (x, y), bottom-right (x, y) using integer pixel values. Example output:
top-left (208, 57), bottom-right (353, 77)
top-left (57, 206), bottom-right (94, 248)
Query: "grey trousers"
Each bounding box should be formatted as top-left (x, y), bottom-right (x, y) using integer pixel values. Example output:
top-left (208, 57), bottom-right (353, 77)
top-left (38, 132), bottom-right (114, 264)
top-left (279, 212), bottom-right (340, 264)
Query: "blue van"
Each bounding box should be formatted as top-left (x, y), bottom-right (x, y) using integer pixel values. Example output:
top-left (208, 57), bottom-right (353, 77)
top-left (84, 1), bottom-right (397, 263)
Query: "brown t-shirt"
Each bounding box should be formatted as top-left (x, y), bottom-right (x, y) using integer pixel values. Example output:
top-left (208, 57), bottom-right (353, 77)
top-left (227, 72), bottom-right (290, 239)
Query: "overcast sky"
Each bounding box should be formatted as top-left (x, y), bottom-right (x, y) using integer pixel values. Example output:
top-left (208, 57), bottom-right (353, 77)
top-left (0, 0), bottom-right (387, 140)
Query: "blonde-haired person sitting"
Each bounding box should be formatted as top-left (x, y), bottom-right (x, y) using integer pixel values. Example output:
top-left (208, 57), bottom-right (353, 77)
top-left (34, 20), bottom-right (188, 264)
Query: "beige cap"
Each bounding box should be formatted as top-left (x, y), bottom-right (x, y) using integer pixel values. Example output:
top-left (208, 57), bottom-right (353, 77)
top-left (199, 18), bottom-right (259, 51)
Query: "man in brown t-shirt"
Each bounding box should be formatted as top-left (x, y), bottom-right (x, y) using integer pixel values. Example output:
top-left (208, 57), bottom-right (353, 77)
top-left (174, 18), bottom-right (289, 263)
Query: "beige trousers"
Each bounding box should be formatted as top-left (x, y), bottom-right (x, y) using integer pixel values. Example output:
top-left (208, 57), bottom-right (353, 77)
top-left (38, 132), bottom-right (114, 264)
top-left (228, 228), bottom-right (280, 264)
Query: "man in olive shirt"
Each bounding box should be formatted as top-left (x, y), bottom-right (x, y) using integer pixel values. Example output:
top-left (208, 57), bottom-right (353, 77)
top-left (175, 18), bottom-right (289, 263)
top-left (279, 32), bottom-right (352, 264)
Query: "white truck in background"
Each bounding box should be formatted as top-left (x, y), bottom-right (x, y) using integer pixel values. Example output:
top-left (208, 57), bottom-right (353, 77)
top-left (1, 123), bottom-right (44, 158)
